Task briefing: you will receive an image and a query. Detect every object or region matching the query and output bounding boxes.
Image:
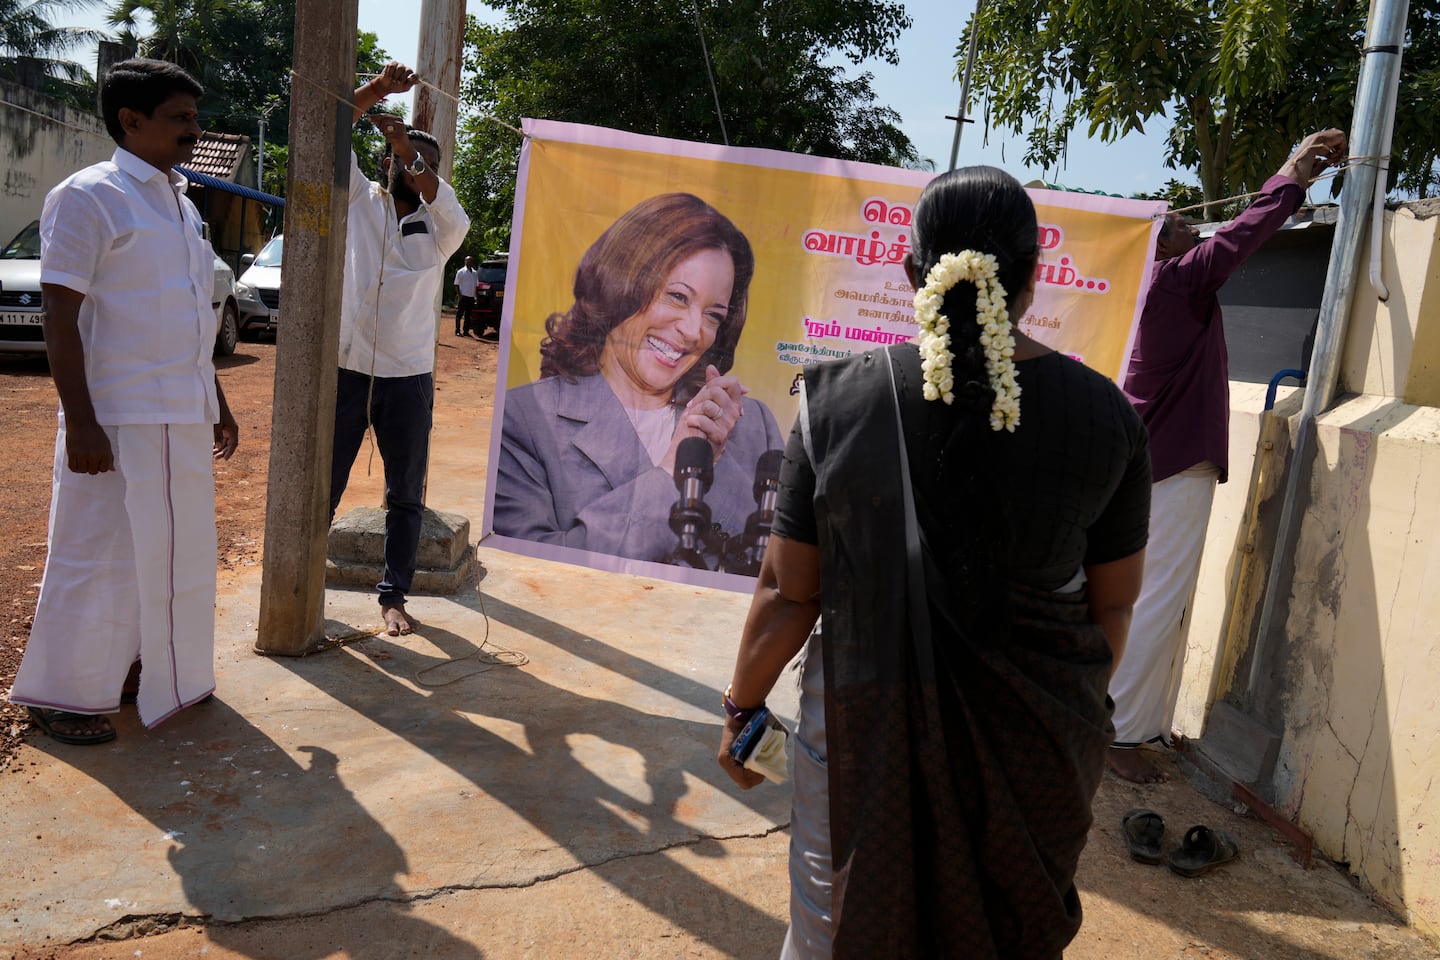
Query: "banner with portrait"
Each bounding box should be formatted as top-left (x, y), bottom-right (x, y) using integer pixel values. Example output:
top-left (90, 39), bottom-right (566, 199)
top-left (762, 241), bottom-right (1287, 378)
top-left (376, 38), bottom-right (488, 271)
top-left (483, 119), bottom-right (1164, 593)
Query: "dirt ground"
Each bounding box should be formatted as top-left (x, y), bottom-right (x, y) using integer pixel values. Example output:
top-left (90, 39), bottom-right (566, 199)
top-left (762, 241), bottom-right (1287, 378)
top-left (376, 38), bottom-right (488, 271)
top-left (2, 334), bottom-right (1436, 959)
top-left (0, 333), bottom-right (489, 772)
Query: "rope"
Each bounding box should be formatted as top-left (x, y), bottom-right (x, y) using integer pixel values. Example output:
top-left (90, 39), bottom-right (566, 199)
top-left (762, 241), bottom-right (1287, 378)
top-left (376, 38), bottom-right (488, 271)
top-left (413, 574), bottom-right (529, 688)
top-left (1159, 155), bottom-right (1390, 218)
top-left (291, 69), bottom-right (528, 141)
top-left (309, 571), bottom-right (529, 687)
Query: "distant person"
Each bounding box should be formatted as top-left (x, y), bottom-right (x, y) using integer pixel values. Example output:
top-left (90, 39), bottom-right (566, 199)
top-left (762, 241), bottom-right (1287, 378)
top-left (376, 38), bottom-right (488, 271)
top-left (718, 165), bottom-right (1150, 957)
top-left (1108, 128), bottom-right (1347, 783)
top-left (495, 192), bottom-right (783, 567)
top-left (329, 61), bottom-right (470, 637)
top-left (9, 58), bottom-right (239, 744)
top-left (454, 254), bottom-right (479, 336)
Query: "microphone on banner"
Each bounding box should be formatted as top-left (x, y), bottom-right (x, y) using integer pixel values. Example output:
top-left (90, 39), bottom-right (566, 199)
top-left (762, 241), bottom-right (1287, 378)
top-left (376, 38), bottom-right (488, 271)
top-left (666, 437), bottom-right (714, 569)
top-left (723, 449), bottom-right (783, 576)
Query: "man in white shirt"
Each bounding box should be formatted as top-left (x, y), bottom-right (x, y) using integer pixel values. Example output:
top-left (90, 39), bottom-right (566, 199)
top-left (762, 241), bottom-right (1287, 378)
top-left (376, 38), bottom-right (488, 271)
top-left (9, 59), bottom-right (239, 745)
top-left (330, 62), bottom-right (470, 636)
top-left (454, 255), bottom-right (479, 336)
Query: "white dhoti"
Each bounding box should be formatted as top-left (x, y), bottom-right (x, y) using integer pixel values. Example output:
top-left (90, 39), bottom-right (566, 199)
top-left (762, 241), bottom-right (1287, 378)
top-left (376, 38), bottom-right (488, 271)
top-left (1108, 463), bottom-right (1218, 747)
top-left (10, 419), bottom-right (217, 728)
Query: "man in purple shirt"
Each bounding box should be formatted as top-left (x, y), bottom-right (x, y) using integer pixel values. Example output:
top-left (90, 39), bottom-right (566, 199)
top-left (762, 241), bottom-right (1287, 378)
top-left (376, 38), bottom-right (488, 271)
top-left (1108, 128), bottom-right (1347, 783)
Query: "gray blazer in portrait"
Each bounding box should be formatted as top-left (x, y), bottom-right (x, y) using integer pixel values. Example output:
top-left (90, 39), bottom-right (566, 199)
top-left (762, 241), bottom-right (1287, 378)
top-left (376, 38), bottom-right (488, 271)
top-left (496, 372), bottom-right (786, 564)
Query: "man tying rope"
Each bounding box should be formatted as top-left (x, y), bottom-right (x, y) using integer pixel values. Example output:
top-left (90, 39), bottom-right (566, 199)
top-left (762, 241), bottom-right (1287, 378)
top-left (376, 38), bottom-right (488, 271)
top-left (327, 61), bottom-right (471, 637)
top-left (1107, 127), bottom-right (1348, 783)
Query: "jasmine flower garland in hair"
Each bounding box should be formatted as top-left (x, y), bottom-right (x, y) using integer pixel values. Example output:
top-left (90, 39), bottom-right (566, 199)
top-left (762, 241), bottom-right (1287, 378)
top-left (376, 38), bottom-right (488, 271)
top-left (913, 250), bottom-right (1022, 432)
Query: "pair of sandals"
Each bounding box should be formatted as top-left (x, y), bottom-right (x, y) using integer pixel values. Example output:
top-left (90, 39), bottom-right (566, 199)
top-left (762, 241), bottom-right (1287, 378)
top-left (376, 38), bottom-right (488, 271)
top-left (1123, 808), bottom-right (1239, 878)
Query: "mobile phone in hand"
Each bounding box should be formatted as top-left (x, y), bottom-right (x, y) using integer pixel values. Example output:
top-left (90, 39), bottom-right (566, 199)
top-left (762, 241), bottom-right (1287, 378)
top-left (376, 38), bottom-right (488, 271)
top-left (729, 707), bottom-right (773, 765)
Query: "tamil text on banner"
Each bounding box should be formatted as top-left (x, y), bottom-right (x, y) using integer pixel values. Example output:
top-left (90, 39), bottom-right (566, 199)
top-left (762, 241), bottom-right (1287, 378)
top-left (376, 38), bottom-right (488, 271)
top-left (484, 120), bottom-right (1164, 593)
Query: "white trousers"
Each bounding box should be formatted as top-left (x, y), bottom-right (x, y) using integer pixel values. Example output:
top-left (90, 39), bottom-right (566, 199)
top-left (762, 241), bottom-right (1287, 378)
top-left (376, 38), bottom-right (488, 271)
top-left (1108, 464), bottom-right (1218, 746)
top-left (10, 419), bottom-right (217, 728)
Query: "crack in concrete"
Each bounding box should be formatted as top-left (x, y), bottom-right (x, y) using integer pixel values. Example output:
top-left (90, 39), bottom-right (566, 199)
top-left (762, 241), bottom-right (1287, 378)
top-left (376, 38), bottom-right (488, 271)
top-left (1333, 717), bottom-right (1362, 865)
top-left (71, 823), bottom-right (792, 946)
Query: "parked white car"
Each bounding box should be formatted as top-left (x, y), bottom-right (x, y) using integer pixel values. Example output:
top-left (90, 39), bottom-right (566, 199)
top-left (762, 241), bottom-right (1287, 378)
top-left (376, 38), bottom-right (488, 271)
top-left (235, 234), bottom-right (282, 338)
top-left (0, 220), bottom-right (242, 357)
top-left (0, 221), bottom-right (45, 354)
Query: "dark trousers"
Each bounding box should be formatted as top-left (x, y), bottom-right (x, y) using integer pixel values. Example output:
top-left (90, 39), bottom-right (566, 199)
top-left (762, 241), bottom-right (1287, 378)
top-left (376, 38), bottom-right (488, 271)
top-left (455, 296), bottom-right (475, 334)
top-left (330, 368), bottom-right (433, 607)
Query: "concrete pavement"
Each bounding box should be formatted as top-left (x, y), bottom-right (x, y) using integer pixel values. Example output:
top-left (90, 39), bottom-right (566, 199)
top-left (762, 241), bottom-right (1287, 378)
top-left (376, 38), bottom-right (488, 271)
top-left (4, 339), bottom-right (1438, 959)
top-left (2, 550), bottom-right (798, 958)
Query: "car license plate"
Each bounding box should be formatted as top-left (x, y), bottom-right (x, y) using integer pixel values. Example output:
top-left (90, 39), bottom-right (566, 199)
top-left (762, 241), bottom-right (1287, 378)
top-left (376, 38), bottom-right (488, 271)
top-left (0, 311), bottom-right (43, 326)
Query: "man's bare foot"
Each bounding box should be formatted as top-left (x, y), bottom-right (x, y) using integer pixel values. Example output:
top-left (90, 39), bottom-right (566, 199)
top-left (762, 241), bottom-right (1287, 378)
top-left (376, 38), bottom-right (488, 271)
top-left (382, 603), bottom-right (415, 636)
top-left (1107, 746), bottom-right (1169, 783)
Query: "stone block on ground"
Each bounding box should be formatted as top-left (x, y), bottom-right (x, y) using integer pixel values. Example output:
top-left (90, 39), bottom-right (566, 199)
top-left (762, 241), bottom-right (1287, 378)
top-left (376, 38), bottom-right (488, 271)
top-left (326, 505), bottom-right (475, 593)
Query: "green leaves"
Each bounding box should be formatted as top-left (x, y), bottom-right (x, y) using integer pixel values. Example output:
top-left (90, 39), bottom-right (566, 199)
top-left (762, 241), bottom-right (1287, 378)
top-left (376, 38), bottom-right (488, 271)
top-left (454, 0), bottom-right (921, 250)
top-left (0, 0), bottom-right (106, 110)
top-left (970, 0), bottom-right (1439, 200)
top-left (101, 0), bottom-right (300, 144)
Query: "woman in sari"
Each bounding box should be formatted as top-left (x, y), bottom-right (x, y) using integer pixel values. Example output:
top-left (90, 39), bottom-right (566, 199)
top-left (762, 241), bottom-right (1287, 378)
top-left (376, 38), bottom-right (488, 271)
top-left (718, 166), bottom-right (1151, 959)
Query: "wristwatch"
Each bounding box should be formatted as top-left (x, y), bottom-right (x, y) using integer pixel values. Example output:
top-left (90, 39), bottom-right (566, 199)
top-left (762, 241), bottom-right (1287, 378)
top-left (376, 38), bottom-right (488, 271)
top-left (406, 154), bottom-right (427, 176)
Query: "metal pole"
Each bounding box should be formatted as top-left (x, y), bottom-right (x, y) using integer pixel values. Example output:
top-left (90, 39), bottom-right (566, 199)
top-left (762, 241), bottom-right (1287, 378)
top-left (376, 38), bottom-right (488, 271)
top-left (949, 0), bottom-right (984, 172)
top-left (257, 115), bottom-right (266, 193)
top-left (692, 0), bottom-right (729, 146)
top-left (1245, 0), bottom-right (1410, 699)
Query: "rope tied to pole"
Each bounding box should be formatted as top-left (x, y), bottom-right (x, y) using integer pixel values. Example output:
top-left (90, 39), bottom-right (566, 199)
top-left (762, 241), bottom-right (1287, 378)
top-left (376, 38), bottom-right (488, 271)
top-left (1157, 155), bottom-right (1391, 219)
top-left (290, 69), bottom-right (529, 141)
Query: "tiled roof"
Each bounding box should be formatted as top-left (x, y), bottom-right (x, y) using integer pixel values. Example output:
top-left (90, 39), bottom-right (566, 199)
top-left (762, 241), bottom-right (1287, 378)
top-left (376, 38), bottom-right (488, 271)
top-left (187, 132), bottom-right (250, 180)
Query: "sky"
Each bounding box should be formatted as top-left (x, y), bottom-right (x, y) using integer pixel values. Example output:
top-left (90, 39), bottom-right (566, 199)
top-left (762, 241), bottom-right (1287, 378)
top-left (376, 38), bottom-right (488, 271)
top-left (51, 0), bottom-right (1178, 196)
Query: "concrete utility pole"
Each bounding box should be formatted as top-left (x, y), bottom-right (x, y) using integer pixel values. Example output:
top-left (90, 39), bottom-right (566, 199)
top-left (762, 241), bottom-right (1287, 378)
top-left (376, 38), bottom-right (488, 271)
top-left (413, 0), bottom-right (466, 181)
top-left (255, 0), bottom-right (359, 656)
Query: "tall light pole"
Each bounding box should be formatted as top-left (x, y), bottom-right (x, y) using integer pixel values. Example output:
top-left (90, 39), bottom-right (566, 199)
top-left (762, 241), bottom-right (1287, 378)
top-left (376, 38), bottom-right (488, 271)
top-left (949, 0), bottom-right (984, 172)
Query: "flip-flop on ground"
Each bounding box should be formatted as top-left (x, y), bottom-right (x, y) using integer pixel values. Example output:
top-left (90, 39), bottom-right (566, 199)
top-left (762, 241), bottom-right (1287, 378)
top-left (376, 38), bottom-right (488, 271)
top-left (1168, 824), bottom-right (1240, 878)
top-left (1122, 808), bottom-right (1165, 865)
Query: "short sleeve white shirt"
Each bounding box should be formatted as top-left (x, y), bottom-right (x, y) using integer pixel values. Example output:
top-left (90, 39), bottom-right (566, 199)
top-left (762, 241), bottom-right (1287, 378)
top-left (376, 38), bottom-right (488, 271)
top-left (339, 152), bottom-right (471, 377)
top-left (40, 148), bottom-right (219, 425)
top-left (455, 266), bottom-right (479, 298)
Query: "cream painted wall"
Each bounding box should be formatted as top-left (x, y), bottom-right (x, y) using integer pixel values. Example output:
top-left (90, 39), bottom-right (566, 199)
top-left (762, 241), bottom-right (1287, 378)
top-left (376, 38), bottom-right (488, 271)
top-left (0, 81), bottom-right (113, 240)
top-left (1341, 207), bottom-right (1440, 404)
top-left (1272, 399), bottom-right (1440, 940)
top-left (1170, 206), bottom-right (1440, 942)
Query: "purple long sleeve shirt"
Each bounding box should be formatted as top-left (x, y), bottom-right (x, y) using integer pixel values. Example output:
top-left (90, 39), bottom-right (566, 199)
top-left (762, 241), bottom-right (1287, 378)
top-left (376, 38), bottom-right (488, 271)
top-left (1123, 175), bottom-right (1304, 484)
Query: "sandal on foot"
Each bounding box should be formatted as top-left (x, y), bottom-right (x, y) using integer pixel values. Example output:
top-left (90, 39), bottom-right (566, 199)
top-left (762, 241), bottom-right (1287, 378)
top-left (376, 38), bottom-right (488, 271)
top-left (26, 707), bottom-right (116, 746)
top-left (1122, 808), bottom-right (1165, 865)
top-left (1167, 825), bottom-right (1239, 878)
